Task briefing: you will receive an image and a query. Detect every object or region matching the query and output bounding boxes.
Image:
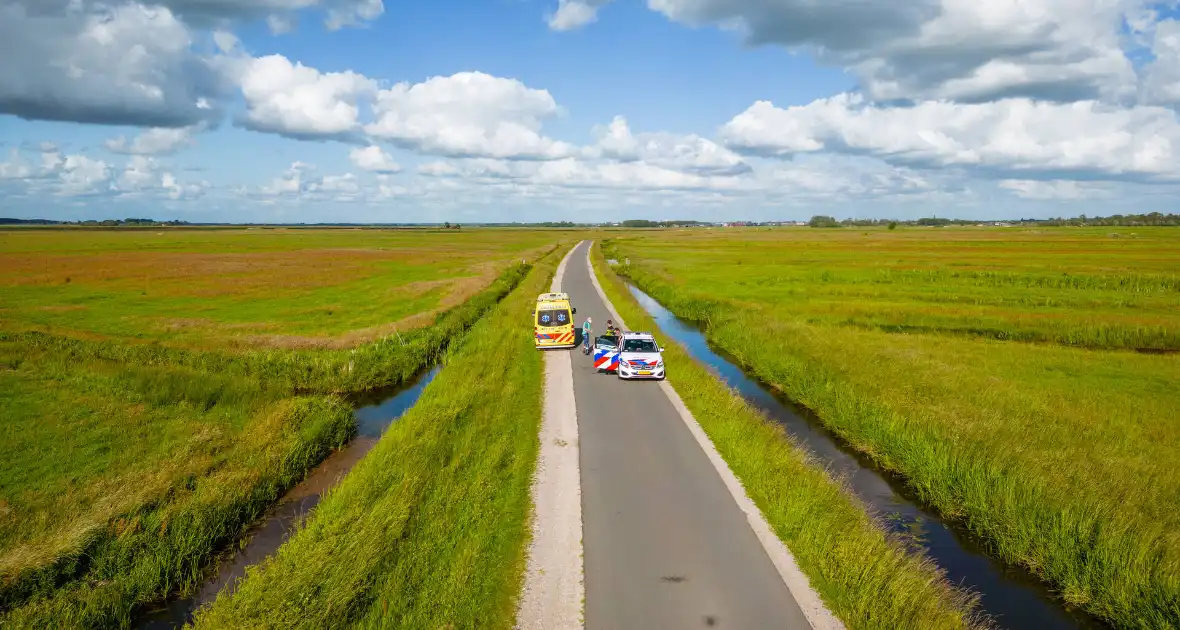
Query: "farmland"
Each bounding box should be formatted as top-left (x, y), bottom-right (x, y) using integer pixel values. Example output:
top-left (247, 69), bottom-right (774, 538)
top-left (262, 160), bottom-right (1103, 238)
top-left (5, 223), bottom-right (1178, 629)
top-left (604, 226), bottom-right (1180, 627)
top-left (191, 243), bottom-right (553, 629)
top-left (0, 228), bottom-right (561, 628)
top-left (0, 228), bottom-right (559, 349)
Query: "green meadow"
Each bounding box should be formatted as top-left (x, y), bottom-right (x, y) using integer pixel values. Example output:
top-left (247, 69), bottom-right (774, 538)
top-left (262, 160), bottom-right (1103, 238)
top-left (191, 243), bottom-right (554, 629)
top-left (604, 226), bottom-right (1180, 628)
top-left (0, 227), bottom-right (558, 628)
top-left (0, 228), bottom-right (559, 348)
top-left (6, 224), bottom-right (1178, 629)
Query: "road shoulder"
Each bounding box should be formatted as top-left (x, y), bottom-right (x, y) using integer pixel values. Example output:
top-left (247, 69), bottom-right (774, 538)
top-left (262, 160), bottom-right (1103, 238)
top-left (516, 242), bottom-right (585, 630)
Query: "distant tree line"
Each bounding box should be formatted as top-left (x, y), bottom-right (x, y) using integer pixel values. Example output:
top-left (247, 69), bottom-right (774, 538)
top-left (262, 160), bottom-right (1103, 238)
top-left (1022, 212), bottom-right (1180, 226)
top-left (621, 220), bottom-right (710, 228)
top-left (808, 215), bottom-right (841, 228)
top-left (4, 212), bottom-right (1177, 229)
top-left (0, 217), bottom-right (193, 226)
top-left (807, 212), bottom-right (1180, 228)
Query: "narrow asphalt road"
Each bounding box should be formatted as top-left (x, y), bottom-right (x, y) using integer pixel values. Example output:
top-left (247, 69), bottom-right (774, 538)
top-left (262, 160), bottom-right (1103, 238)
top-left (566, 242), bottom-right (812, 630)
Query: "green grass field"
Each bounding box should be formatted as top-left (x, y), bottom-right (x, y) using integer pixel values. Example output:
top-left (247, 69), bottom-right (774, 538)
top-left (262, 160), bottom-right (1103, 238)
top-left (0, 228), bottom-right (559, 628)
top-left (0, 228), bottom-right (561, 349)
top-left (591, 245), bottom-right (982, 629)
top-left (604, 227), bottom-right (1180, 627)
top-left (191, 243), bottom-right (552, 629)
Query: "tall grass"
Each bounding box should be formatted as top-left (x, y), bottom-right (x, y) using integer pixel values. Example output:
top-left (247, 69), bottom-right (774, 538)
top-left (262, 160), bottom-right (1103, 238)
top-left (1, 397), bottom-right (354, 629)
top-left (0, 257), bottom-right (542, 629)
top-left (191, 246), bottom-right (552, 629)
top-left (603, 232), bottom-right (1180, 628)
top-left (591, 244), bottom-right (983, 629)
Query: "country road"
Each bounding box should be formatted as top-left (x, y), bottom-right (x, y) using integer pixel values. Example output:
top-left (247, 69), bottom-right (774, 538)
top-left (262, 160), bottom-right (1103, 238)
top-left (563, 241), bottom-right (816, 630)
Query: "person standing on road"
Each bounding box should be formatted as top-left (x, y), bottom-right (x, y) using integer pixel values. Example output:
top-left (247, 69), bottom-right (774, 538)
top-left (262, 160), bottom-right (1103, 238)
top-left (582, 316), bottom-right (593, 354)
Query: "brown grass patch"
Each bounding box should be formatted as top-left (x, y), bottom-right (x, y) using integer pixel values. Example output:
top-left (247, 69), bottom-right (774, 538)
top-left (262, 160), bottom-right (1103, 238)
top-left (0, 250), bottom-right (414, 298)
top-left (161, 318), bottom-right (216, 330)
top-left (239, 310), bottom-right (441, 350)
top-left (439, 275), bottom-right (492, 310)
top-left (32, 305), bottom-right (88, 313)
top-left (159, 318), bottom-right (276, 333)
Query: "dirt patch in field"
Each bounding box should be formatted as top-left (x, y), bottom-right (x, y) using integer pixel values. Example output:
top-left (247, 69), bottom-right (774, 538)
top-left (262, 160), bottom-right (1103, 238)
top-left (32, 305), bottom-right (88, 312)
top-left (239, 311), bottom-right (441, 350)
top-left (232, 268), bottom-right (500, 350)
top-left (439, 274), bottom-right (492, 309)
top-left (161, 318), bottom-right (216, 330)
top-left (160, 318), bottom-right (277, 332)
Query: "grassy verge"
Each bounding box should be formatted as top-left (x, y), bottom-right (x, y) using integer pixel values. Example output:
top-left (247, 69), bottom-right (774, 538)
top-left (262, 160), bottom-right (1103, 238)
top-left (190, 252), bottom-right (552, 629)
top-left (0, 259), bottom-right (540, 629)
top-left (604, 232), bottom-right (1180, 628)
top-left (590, 244), bottom-right (981, 629)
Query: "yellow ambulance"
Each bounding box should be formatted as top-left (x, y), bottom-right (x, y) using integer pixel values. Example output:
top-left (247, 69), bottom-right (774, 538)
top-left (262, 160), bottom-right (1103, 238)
top-left (534, 292), bottom-right (577, 349)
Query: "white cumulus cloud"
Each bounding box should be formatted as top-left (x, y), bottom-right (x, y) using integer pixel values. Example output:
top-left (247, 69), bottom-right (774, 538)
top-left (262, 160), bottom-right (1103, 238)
top-left (365, 71), bottom-right (575, 160)
top-left (0, 1), bottom-right (228, 127)
top-left (11, 0), bottom-right (387, 30)
top-left (719, 94), bottom-right (1180, 181)
top-left (325, 0), bottom-right (383, 30)
top-left (112, 155), bottom-right (207, 199)
top-left (105, 125), bottom-right (201, 155)
top-left (999, 179), bottom-right (1114, 199)
top-left (349, 145), bottom-right (401, 172)
top-left (237, 54), bottom-right (377, 140)
top-left (1140, 19), bottom-right (1180, 107)
top-left (644, 0), bottom-right (1139, 104)
top-left (256, 161), bottom-right (362, 201)
top-left (547, 0), bottom-right (611, 30)
top-left (587, 115), bottom-right (750, 176)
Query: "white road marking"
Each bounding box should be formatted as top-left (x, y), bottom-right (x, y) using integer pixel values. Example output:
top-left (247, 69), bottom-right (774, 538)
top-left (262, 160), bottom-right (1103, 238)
top-left (583, 241), bottom-right (846, 630)
top-left (516, 242), bottom-right (586, 630)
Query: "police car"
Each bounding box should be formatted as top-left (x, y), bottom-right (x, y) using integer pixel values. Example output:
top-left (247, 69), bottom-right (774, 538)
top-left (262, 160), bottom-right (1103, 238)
top-left (592, 333), bottom-right (622, 373)
top-left (616, 331), bottom-right (665, 380)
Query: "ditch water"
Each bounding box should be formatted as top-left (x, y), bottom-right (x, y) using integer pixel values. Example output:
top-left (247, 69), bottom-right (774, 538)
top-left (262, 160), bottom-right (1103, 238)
top-left (137, 365), bottom-right (440, 629)
top-left (624, 283), bottom-right (1106, 630)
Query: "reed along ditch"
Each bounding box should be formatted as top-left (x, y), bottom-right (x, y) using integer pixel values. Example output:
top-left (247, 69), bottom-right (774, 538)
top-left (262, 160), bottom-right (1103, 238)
top-left (624, 283), bottom-right (1105, 630)
top-left (137, 365), bottom-right (441, 629)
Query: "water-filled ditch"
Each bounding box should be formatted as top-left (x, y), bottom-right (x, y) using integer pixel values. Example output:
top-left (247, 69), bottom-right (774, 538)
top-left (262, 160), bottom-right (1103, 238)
top-left (625, 283), bottom-right (1104, 630)
top-left (137, 365), bottom-right (440, 629)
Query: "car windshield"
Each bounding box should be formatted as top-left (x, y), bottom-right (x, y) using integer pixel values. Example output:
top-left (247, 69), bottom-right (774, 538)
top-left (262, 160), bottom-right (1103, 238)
top-left (596, 335), bottom-right (619, 349)
top-left (536, 308), bottom-right (570, 327)
top-left (623, 339), bottom-right (658, 353)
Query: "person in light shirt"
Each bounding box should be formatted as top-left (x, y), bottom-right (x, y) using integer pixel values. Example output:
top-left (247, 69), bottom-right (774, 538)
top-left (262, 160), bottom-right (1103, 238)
top-left (582, 317), bottom-right (593, 354)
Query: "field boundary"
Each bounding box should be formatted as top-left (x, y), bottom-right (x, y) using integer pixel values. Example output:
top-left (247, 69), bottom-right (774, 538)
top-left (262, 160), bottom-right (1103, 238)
top-left (516, 242), bottom-right (585, 630)
top-left (583, 242), bottom-right (843, 630)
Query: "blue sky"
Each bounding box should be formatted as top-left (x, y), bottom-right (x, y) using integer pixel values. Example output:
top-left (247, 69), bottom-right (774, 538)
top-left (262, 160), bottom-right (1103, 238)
top-left (2, 0), bottom-right (1179, 223)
